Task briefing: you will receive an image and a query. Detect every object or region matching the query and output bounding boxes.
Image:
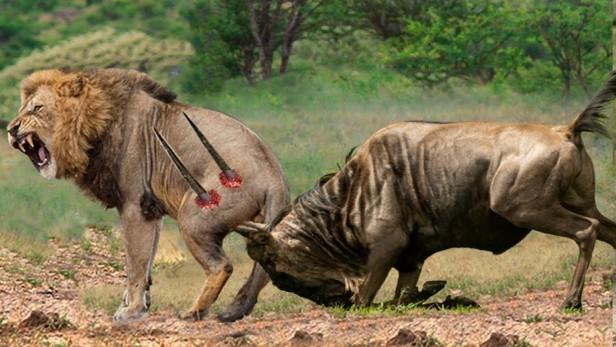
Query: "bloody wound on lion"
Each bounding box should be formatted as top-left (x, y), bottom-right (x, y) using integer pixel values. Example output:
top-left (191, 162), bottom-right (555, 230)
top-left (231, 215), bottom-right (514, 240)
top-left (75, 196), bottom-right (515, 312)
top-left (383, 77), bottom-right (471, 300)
top-left (153, 128), bottom-right (221, 209)
top-left (182, 112), bottom-right (243, 189)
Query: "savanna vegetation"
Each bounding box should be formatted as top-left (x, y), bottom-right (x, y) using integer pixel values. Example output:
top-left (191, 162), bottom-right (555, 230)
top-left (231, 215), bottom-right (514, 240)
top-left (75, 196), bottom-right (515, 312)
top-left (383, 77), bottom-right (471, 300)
top-left (0, 0), bottom-right (614, 315)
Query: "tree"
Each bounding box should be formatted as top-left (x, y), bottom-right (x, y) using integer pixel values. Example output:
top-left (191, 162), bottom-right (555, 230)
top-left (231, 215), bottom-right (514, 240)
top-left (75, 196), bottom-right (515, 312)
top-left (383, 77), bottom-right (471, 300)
top-left (182, 0), bottom-right (256, 91)
top-left (384, 0), bottom-right (523, 86)
top-left (183, 0), bottom-right (326, 91)
top-left (347, 0), bottom-right (456, 40)
top-left (246, 0), bottom-right (325, 79)
top-left (528, 0), bottom-right (611, 96)
top-left (0, 15), bottom-right (40, 70)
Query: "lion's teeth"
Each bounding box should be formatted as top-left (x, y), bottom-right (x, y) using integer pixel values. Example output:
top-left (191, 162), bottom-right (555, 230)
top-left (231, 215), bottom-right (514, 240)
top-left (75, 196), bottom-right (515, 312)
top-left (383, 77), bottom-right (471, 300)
top-left (18, 140), bottom-right (26, 153)
top-left (26, 134), bottom-right (34, 148)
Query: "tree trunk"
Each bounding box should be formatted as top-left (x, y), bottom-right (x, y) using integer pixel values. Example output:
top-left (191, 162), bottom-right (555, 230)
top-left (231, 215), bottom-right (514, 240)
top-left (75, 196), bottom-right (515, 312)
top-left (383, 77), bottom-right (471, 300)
top-left (279, 1), bottom-right (304, 74)
top-left (246, 0), bottom-right (278, 80)
top-left (260, 52), bottom-right (274, 79)
top-left (240, 47), bottom-right (257, 84)
top-left (561, 67), bottom-right (572, 97)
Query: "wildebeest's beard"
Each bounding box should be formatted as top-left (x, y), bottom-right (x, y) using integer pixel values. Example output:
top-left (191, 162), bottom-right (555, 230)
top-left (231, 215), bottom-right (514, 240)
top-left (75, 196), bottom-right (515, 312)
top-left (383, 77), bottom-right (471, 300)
top-left (244, 236), bottom-right (354, 306)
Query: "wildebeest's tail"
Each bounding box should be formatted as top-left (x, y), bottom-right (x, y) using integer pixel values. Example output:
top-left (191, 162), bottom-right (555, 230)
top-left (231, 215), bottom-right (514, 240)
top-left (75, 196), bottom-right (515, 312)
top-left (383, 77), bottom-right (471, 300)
top-left (569, 71), bottom-right (616, 138)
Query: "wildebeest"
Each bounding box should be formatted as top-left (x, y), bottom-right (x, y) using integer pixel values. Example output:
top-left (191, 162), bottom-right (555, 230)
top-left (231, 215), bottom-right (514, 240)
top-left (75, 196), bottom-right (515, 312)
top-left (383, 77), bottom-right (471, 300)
top-left (159, 72), bottom-right (616, 310)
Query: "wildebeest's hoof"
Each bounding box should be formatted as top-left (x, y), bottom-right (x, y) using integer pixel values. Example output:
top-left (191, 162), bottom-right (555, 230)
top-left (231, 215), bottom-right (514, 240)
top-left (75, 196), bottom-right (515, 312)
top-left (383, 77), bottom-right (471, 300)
top-left (423, 295), bottom-right (479, 309)
top-left (217, 298), bottom-right (255, 322)
top-left (112, 306), bottom-right (148, 324)
top-left (561, 299), bottom-right (582, 312)
top-left (421, 280), bottom-right (447, 296)
top-left (178, 308), bottom-right (208, 321)
top-left (217, 308), bottom-right (247, 323)
top-left (396, 280), bottom-right (448, 305)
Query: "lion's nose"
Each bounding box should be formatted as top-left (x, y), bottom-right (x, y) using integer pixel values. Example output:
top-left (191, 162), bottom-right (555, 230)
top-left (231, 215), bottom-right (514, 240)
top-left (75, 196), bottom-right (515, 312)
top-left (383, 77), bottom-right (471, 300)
top-left (8, 121), bottom-right (20, 137)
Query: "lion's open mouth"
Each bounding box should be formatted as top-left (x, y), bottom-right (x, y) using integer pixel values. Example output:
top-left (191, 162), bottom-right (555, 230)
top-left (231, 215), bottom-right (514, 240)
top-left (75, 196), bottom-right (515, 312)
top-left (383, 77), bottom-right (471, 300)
top-left (12, 133), bottom-right (50, 170)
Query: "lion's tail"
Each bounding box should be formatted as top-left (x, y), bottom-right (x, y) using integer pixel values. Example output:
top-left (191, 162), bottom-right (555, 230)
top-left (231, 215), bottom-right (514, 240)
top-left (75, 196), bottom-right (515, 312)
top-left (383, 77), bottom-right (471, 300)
top-left (569, 71), bottom-right (616, 139)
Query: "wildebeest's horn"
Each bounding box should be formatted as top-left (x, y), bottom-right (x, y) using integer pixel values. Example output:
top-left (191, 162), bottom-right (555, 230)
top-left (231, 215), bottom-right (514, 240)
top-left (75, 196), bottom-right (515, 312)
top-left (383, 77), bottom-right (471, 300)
top-left (235, 222), bottom-right (271, 245)
top-left (182, 112), bottom-right (243, 188)
top-left (153, 127), bottom-right (221, 209)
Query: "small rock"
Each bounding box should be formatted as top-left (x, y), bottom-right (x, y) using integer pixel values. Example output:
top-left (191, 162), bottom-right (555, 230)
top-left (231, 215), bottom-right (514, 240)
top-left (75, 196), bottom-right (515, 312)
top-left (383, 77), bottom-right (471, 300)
top-left (220, 330), bottom-right (256, 346)
top-left (480, 332), bottom-right (521, 347)
top-left (386, 329), bottom-right (442, 346)
top-left (19, 310), bottom-right (72, 330)
top-left (287, 330), bottom-right (323, 346)
top-left (20, 310), bottom-right (53, 328)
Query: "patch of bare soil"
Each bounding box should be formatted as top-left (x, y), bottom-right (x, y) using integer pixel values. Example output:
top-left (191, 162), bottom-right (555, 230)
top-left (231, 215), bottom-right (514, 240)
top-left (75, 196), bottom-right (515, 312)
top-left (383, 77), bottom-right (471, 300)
top-left (0, 229), bottom-right (612, 346)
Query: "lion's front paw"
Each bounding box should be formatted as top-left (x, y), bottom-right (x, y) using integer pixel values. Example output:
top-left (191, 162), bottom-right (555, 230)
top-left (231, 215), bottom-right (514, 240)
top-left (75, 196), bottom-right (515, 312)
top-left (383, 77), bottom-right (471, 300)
top-left (112, 306), bottom-right (148, 324)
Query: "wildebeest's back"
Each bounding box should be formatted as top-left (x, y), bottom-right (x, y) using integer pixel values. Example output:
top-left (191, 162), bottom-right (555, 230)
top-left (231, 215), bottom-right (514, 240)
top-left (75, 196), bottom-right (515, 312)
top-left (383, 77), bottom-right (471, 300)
top-left (351, 121), bottom-right (569, 257)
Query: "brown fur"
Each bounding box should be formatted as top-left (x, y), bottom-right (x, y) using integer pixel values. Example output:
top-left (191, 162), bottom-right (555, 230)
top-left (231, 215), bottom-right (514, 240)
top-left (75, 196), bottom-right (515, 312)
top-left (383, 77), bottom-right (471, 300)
top-left (8, 69), bottom-right (290, 323)
top-left (19, 69), bottom-right (176, 179)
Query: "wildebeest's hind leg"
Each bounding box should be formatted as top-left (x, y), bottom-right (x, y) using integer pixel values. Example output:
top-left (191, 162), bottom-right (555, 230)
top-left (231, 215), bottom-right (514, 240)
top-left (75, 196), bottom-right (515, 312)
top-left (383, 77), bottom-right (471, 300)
top-left (218, 192), bottom-right (290, 322)
top-left (492, 200), bottom-right (599, 309)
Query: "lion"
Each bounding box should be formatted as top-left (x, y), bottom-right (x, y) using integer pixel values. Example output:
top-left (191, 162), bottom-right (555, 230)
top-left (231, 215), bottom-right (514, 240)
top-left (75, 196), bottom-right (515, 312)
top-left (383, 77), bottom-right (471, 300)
top-left (6, 68), bottom-right (290, 322)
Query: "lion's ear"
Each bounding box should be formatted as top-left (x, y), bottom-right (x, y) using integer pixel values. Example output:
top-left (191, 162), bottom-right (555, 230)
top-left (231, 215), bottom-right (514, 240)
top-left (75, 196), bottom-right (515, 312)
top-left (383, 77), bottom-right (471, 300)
top-left (56, 74), bottom-right (85, 97)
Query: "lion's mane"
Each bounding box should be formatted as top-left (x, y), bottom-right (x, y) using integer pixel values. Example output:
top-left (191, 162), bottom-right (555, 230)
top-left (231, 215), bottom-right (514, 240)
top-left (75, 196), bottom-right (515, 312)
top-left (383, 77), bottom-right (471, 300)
top-left (20, 68), bottom-right (176, 178)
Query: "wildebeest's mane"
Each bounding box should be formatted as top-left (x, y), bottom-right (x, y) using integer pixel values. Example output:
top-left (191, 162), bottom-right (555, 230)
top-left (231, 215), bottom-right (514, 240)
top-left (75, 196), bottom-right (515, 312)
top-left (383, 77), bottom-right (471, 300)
top-left (267, 147), bottom-right (368, 279)
top-left (265, 147), bottom-right (357, 232)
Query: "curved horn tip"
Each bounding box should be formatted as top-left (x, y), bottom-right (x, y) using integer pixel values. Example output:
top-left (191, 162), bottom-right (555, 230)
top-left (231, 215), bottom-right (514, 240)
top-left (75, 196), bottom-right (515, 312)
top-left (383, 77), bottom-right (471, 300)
top-left (235, 222), bottom-right (270, 244)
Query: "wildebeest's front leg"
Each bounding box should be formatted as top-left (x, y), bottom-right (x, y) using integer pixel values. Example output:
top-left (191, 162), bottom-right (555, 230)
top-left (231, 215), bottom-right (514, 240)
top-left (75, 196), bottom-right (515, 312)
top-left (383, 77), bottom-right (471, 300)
top-left (394, 266), bottom-right (422, 304)
top-left (393, 260), bottom-right (447, 305)
top-left (113, 203), bottom-right (161, 322)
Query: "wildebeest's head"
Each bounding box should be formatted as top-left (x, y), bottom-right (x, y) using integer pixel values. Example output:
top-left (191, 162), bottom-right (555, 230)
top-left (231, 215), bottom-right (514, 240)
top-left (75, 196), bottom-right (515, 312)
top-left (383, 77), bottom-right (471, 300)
top-left (235, 221), bottom-right (355, 306)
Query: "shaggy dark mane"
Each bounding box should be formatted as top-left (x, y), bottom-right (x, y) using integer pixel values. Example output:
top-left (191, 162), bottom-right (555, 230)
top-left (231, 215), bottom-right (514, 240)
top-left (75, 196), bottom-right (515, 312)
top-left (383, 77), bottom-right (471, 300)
top-left (266, 147), bottom-right (368, 278)
top-left (266, 147), bottom-right (358, 232)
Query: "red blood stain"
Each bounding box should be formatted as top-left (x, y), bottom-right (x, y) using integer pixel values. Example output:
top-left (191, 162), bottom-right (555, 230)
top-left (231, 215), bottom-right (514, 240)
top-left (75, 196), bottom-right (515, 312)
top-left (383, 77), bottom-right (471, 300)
top-left (195, 190), bottom-right (221, 209)
top-left (219, 169), bottom-right (243, 188)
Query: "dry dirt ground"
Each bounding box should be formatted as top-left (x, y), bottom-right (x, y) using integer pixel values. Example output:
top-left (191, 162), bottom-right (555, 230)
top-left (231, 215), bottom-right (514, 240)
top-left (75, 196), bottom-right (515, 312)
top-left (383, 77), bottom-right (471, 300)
top-left (0, 229), bottom-right (612, 347)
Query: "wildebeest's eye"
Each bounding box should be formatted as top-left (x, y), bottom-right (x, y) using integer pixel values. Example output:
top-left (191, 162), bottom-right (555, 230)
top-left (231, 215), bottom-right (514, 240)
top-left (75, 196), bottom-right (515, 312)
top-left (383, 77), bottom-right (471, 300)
top-left (33, 105), bottom-right (43, 113)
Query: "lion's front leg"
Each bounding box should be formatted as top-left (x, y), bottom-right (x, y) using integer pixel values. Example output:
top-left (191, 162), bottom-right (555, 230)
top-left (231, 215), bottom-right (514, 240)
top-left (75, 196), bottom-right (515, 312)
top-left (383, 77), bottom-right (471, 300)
top-left (113, 203), bottom-right (161, 323)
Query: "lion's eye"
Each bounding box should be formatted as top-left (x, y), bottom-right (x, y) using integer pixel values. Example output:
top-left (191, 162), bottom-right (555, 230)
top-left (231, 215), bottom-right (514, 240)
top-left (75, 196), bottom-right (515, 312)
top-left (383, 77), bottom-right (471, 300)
top-left (33, 105), bottom-right (43, 113)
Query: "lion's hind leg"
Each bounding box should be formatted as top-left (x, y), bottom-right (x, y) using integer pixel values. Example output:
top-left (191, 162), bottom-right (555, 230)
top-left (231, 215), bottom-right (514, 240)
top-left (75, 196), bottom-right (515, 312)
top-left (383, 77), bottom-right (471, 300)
top-left (177, 212), bottom-right (233, 320)
top-left (218, 191), bottom-right (290, 322)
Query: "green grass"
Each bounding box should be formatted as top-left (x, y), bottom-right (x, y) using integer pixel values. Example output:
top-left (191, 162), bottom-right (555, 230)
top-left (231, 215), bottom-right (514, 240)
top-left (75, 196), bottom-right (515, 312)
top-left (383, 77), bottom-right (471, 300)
top-left (0, 59), bottom-right (614, 319)
top-left (0, 148), bottom-right (116, 243)
top-left (57, 267), bottom-right (77, 281)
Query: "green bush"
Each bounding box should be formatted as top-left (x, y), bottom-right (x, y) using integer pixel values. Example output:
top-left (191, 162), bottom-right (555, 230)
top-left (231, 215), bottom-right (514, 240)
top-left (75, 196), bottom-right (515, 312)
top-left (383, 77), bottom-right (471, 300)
top-left (0, 28), bottom-right (193, 122)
